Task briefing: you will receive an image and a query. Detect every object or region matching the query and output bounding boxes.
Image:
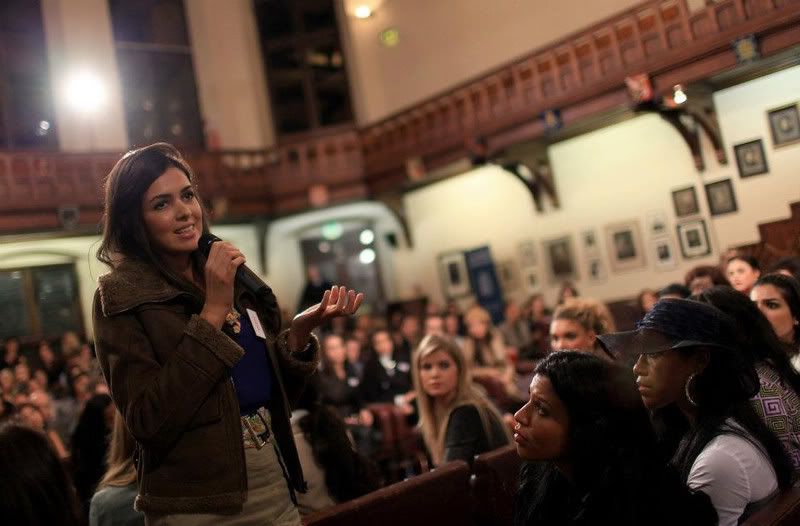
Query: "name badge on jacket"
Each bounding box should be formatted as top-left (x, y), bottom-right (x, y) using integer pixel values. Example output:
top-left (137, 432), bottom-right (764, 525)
top-left (246, 309), bottom-right (267, 340)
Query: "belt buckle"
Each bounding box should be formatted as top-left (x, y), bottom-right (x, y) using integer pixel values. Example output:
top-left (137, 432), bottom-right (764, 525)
top-left (242, 415), bottom-right (267, 450)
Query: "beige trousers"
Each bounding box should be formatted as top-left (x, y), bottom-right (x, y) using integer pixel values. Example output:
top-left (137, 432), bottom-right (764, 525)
top-left (145, 443), bottom-right (301, 526)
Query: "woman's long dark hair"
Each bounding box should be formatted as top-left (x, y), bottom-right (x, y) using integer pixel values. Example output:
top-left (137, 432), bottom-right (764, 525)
top-left (754, 273), bottom-right (800, 348)
top-left (97, 142), bottom-right (210, 293)
top-left (651, 341), bottom-right (793, 490)
top-left (694, 285), bottom-right (800, 396)
top-left (0, 423), bottom-right (81, 526)
top-left (71, 394), bottom-right (113, 509)
top-left (515, 352), bottom-right (714, 526)
top-left (296, 378), bottom-right (379, 503)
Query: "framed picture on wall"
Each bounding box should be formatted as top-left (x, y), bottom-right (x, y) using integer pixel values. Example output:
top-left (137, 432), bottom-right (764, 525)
top-left (733, 139), bottom-right (769, 178)
top-left (581, 229), bottom-right (600, 256)
top-left (605, 220), bottom-right (646, 273)
top-left (767, 103), bottom-right (800, 148)
top-left (587, 257), bottom-right (607, 283)
top-left (517, 240), bottom-right (537, 268)
top-left (646, 211), bottom-right (669, 238)
top-left (705, 179), bottom-right (738, 216)
top-left (437, 251), bottom-right (471, 299)
top-left (651, 237), bottom-right (678, 270)
top-left (522, 267), bottom-right (540, 292)
top-left (671, 186), bottom-right (700, 217)
top-left (496, 260), bottom-right (521, 293)
top-left (543, 236), bottom-right (578, 283)
top-left (677, 219), bottom-right (712, 259)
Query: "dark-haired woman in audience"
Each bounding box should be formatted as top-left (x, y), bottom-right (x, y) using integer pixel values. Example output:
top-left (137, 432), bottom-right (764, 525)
top-left (637, 288), bottom-right (658, 315)
top-left (90, 411), bottom-right (144, 526)
top-left (599, 299), bottom-right (793, 525)
top-left (291, 378), bottom-right (380, 515)
top-left (726, 255), bottom-right (761, 295)
top-left (549, 298), bottom-right (615, 361)
top-left (695, 285), bottom-right (800, 476)
top-left (684, 265), bottom-right (728, 296)
top-left (751, 274), bottom-right (800, 370)
top-left (361, 329), bottom-right (414, 413)
top-left (0, 423), bottom-right (82, 525)
top-left (770, 256), bottom-right (800, 282)
top-left (72, 393), bottom-right (114, 515)
top-left (556, 281), bottom-right (579, 305)
top-left (658, 282), bottom-right (691, 300)
top-left (513, 351), bottom-right (714, 526)
top-left (413, 334), bottom-right (510, 465)
top-left (18, 402), bottom-right (68, 460)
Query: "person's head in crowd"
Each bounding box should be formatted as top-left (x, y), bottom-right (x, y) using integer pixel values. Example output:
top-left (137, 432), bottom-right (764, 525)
top-left (513, 351), bottom-right (714, 525)
top-left (13, 391), bottom-right (29, 407)
top-left (320, 334), bottom-right (346, 372)
top-left (399, 314), bottom-right (420, 343)
top-left (37, 341), bottom-right (56, 369)
top-left (31, 369), bottom-right (48, 391)
top-left (464, 305), bottom-right (495, 341)
top-left (726, 255), bottom-right (761, 295)
top-left (769, 256), bottom-right (800, 282)
top-left (658, 282), bottom-right (691, 300)
top-left (60, 331), bottom-right (82, 357)
top-left (684, 265), bottom-right (728, 296)
top-left (29, 390), bottom-right (54, 424)
top-left (528, 293), bottom-right (549, 320)
top-left (598, 299), bottom-right (792, 489)
top-left (0, 423), bottom-right (81, 526)
top-left (550, 298), bottom-right (616, 360)
top-left (424, 314), bottom-right (445, 336)
top-left (3, 337), bottom-right (19, 366)
top-left (751, 273), bottom-right (800, 349)
top-left (444, 312), bottom-right (462, 338)
top-left (0, 368), bottom-right (15, 398)
top-left (413, 334), bottom-right (510, 465)
top-left (354, 313), bottom-right (373, 334)
top-left (14, 362), bottom-right (30, 384)
top-left (71, 371), bottom-right (92, 403)
top-left (694, 285), bottom-right (800, 393)
top-left (18, 403), bottom-right (46, 431)
top-left (71, 394), bottom-right (115, 505)
top-left (637, 288), bottom-right (658, 314)
top-left (370, 329), bottom-right (395, 358)
top-left (504, 301), bottom-right (522, 323)
top-left (344, 336), bottom-right (362, 366)
top-left (97, 410), bottom-right (137, 491)
top-left (556, 282), bottom-right (579, 305)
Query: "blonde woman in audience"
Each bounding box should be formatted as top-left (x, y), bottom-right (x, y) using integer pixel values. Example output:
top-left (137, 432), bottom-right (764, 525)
top-left (90, 411), bottom-right (143, 526)
top-left (549, 298), bottom-right (616, 361)
top-left (413, 334), bottom-right (511, 466)
top-left (462, 306), bottom-right (518, 397)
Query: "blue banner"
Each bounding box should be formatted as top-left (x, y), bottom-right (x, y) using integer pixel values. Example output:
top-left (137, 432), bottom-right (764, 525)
top-left (465, 246), bottom-right (504, 325)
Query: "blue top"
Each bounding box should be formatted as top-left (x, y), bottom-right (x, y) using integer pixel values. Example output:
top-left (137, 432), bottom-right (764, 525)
top-left (230, 309), bottom-right (273, 415)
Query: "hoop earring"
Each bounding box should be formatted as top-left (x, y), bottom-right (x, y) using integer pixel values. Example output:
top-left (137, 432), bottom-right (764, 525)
top-left (685, 373), bottom-right (699, 407)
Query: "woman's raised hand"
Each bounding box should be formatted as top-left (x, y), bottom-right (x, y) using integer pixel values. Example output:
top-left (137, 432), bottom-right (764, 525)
top-left (289, 285), bottom-right (364, 352)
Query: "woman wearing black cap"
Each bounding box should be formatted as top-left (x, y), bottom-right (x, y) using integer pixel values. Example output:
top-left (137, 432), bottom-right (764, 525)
top-left (598, 299), bottom-right (793, 526)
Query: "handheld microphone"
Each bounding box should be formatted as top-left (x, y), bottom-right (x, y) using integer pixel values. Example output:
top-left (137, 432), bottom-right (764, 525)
top-left (198, 233), bottom-right (272, 298)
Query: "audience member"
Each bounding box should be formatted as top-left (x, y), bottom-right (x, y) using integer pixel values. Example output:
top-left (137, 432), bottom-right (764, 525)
top-left (769, 256), bottom-right (800, 282)
top-left (0, 423), bottom-right (82, 526)
top-left (695, 286), bottom-right (800, 474)
top-left (318, 335), bottom-right (373, 430)
top-left (637, 288), bottom-right (658, 315)
top-left (361, 329), bottom-right (414, 410)
top-left (658, 283), bottom-right (691, 300)
top-left (23, 393), bottom-right (69, 459)
top-left (499, 301), bottom-right (532, 358)
top-left (751, 273), bottom-right (800, 367)
top-left (684, 265), bottom-right (728, 296)
top-left (396, 314), bottom-right (421, 356)
top-left (413, 334), bottom-right (510, 465)
top-left (599, 299), bottom-right (793, 526)
top-left (90, 411), bottom-right (144, 526)
top-left (344, 335), bottom-right (365, 379)
top-left (292, 380), bottom-right (380, 515)
top-left (2, 337), bottom-right (20, 369)
top-left (549, 298), bottom-right (616, 361)
top-left (513, 351), bottom-right (715, 526)
top-left (424, 313), bottom-right (446, 337)
top-left (556, 282), bottom-right (579, 305)
top-left (37, 340), bottom-right (64, 387)
top-left (726, 255), bottom-right (761, 295)
top-left (0, 367), bottom-right (15, 401)
top-left (524, 294), bottom-right (551, 360)
top-left (462, 306), bottom-right (520, 399)
top-left (72, 393), bottom-right (114, 515)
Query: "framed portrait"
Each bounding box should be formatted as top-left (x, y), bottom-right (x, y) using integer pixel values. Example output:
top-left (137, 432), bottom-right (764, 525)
top-left (496, 260), bottom-right (520, 293)
top-left (705, 179), bottom-right (738, 216)
top-left (671, 186), bottom-right (700, 217)
top-left (521, 267), bottom-right (540, 292)
top-left (646, 211), bottom-right (669, 238)
top-left (651, 238), bottom-right (678, 270)
top-left (543, 236), bottom-right (578, 283)
top-left (605, 220), bottom-right (646, 273)
top-left (437, 251), bottom-right (471, 299)
top-left (733, 139), bottom-right (768, 178)
top-left (517, 240), bottom-right (537, 268)
top-left (581, 229), bottom-right (600, 255)
top-left (676, 219), bottom-right (712, 259)
top-left (587, 257), bottom-right (607, 283)
top-left (767, 103), bottom-right (800, 148)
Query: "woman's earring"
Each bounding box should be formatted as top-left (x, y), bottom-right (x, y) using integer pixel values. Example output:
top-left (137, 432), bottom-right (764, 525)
top-left (685, 373), bottom-right (699, 407)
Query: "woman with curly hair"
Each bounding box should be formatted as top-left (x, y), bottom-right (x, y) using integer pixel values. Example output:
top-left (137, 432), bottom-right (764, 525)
top-left (549, 298), bottom-right (616, 361)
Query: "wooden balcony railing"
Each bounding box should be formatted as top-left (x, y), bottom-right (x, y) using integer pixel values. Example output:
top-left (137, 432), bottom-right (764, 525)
top-left (1, 0), bottom-right (799, 234)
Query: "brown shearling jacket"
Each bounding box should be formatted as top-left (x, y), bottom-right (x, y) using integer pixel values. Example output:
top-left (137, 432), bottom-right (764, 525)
top-left (93, 259), bottom-right (318, 515)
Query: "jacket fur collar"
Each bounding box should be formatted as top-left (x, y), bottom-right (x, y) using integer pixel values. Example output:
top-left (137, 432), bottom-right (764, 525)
top-left (98, 259), bottom-right (199, 317)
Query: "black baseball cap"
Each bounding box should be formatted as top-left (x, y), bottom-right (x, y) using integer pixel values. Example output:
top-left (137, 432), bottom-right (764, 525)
top-left (597, 298), bottom-right (738, 357)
